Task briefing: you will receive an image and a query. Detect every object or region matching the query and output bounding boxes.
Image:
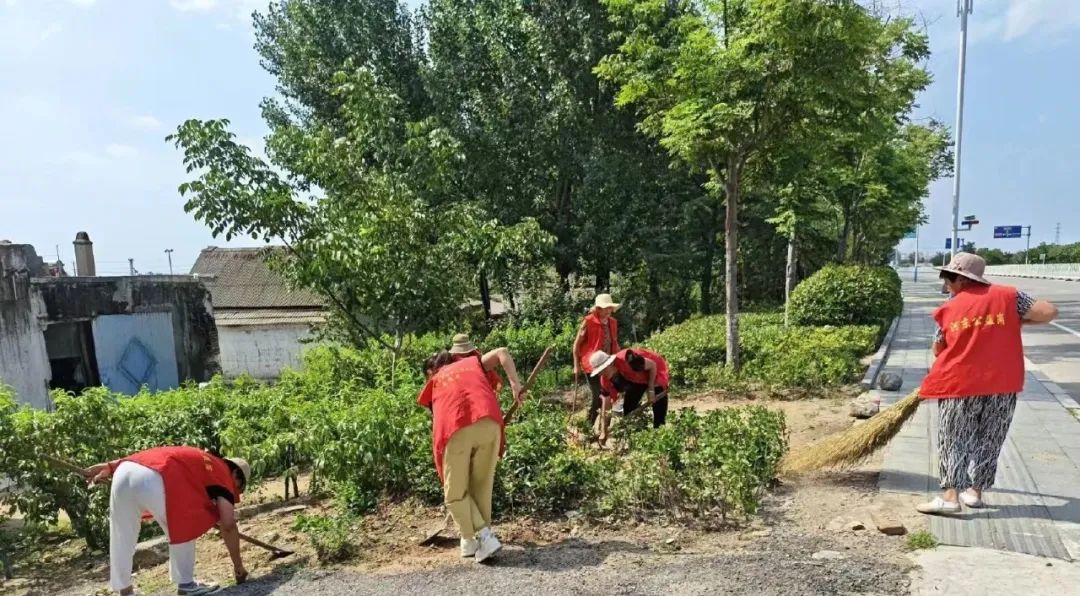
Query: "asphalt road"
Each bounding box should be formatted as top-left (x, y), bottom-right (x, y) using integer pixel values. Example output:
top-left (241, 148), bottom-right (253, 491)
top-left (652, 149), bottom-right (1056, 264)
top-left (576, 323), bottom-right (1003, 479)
top-left (992, 275), bottom-right (1080, 401)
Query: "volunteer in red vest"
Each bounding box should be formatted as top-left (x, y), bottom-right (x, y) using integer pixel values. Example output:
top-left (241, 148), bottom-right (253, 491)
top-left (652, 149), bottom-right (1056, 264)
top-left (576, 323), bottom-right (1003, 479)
top-left (916, 252), bottom-right (1058, 515)
top-left (588, 348), bottom-right (670, 442)
top-left (446, 333), bottom-right (522, 396)
top-left (82, 446), bottom-right (251, 596)
top-left (417, 349), bottom-right (524, 562)
top-left (573, 293), bottom-right (621, 427)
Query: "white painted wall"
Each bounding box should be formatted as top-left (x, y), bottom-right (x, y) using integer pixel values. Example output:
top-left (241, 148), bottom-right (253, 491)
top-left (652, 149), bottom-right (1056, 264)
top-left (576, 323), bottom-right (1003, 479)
top-left (0, 294), bottom-right (52, 409)
top-left (216, 324), bottom-right (312, 380)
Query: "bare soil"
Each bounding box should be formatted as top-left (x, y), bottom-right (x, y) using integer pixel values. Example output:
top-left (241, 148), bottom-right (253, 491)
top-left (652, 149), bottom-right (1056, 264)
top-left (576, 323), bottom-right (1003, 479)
top-left (2, 390), bottom-right (928, 596)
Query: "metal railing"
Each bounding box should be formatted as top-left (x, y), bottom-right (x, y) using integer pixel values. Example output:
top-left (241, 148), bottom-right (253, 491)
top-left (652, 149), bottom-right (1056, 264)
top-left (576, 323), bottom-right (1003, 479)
top-left (984, 264), bottom-right (1080, 279)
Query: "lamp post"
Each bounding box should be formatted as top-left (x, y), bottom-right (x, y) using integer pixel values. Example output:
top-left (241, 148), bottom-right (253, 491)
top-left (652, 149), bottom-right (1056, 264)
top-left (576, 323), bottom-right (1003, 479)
top-left (950, 0), bottom-right (974, 262)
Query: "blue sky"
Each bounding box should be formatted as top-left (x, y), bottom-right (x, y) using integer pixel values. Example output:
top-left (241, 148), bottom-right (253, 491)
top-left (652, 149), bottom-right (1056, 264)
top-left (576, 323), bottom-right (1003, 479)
top-left (1, 0), bottom-right (1077, 274)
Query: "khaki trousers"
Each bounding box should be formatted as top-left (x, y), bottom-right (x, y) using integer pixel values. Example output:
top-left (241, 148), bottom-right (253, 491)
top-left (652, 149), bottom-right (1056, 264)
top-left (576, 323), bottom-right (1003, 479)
top-left (443, 417), bottom-right (501, 538)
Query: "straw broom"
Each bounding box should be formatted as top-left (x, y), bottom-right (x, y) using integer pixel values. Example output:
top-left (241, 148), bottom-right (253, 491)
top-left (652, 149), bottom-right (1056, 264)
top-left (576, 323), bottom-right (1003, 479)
top-left (780, 389), bottom-right (921, 474)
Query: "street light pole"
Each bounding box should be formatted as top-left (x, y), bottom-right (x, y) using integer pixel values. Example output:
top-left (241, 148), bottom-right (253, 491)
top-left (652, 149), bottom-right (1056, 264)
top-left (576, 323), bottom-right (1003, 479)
top-left (165, 248), bottom-right (174, 275)
top-left (950, 0), bottom-right (974, 262)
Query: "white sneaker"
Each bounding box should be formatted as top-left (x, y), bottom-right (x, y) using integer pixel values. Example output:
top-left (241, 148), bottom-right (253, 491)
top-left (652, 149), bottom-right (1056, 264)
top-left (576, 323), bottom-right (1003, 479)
top-left (176, 581), bottom-right (219, 595)
top-left (475, 527), bottom-right (502, 563)
top-left (460, 537), bottom-right (479, 557)
top-left (916, 497), bottom-right (962, 515)
top-left (960, 490), bottom-right (984, 508)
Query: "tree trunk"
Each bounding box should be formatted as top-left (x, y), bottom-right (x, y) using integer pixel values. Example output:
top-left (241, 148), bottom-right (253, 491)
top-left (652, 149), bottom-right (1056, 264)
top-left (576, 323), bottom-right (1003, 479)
top-left (723, 159), bottom-right (741, 370)
top-left (595, 264), bottom-right (610, 294)
top-left (784, 228), bottom-right (797, 327)
top-left (837, 204), bottom-right (852, 262)
top-left (478, 269), bottom-right (492, 319)
top-left (700, 202), bottom-right (718, 314)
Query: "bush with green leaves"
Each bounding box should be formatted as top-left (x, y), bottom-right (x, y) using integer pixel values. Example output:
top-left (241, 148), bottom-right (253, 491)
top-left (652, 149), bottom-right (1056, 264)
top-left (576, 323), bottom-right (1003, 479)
top-left (292, 512), bottom-right (357, 563)
top-left (645, 313), bottom-right (784, 385)
top-left (788, 265), bottom-right (903, 328)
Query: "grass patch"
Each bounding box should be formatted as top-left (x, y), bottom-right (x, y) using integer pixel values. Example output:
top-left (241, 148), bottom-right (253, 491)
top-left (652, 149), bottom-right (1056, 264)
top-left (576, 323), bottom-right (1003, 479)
top-left (905, 529), bottom-right (938, 551)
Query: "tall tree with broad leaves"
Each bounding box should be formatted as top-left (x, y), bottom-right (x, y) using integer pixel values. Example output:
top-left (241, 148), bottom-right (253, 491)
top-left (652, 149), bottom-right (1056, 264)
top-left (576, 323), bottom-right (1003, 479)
top-left (598, 0), bottom-right (892, 370)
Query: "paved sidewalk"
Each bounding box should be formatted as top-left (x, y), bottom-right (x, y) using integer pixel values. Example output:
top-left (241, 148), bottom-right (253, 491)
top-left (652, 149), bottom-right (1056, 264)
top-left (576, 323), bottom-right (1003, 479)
top-left (877, 278), bottom-right (1080, 560)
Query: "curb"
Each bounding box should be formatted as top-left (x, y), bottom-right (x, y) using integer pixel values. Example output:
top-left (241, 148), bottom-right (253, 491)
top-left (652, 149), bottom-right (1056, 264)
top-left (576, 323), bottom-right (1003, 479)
top-left (988, 274), bottom-right (1080, 282)
top-left (861, 315), bottom-right (901, 390)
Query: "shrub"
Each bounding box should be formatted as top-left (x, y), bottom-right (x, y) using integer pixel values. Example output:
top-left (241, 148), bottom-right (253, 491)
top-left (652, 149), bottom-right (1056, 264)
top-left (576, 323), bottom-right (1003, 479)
top-left (788, 265), bottom-right (902, 328)
top-left (292, 513), bottom-right (357, 563)
top-left (645, 313), bottom-right (784, 386)
top-left (481, 319), bottom-right (577, 371)
top-left (741, 324), bottom-right (880, 389)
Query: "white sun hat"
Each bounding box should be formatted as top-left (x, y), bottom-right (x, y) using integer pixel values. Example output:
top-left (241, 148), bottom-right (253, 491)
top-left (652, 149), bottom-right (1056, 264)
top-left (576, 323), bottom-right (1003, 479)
top-left (588, 351), bottom-right (617, 376)
top-left (591, 293), bottom-right (621, 312)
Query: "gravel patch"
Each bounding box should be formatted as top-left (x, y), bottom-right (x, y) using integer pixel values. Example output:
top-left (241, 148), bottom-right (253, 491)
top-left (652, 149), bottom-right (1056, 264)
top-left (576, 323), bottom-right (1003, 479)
top-left (219, 525), bottom-right (912, 596)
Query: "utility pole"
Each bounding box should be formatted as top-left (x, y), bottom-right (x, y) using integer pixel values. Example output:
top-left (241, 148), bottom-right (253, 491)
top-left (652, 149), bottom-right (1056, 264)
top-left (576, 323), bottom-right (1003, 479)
top-left (950, 0), bottom-right (974, 262)
top-left (1055, 222), bottom-right (1061, 245)
top-left (1024, 225), bottom-right (1032, 264)
top-left (128, 258), bottom-right (135, 276)
top-left (164, 248), bottom-right (174, 275)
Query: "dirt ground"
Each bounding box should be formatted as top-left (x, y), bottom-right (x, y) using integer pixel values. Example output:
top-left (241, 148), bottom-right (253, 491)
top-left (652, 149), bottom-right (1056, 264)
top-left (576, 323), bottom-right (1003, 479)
top-left (2, 391), bottom-right (930, 596)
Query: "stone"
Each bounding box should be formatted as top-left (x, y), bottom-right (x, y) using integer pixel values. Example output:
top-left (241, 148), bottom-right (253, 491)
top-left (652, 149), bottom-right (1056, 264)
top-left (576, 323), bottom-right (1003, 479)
top-left (870, 511), bottom-right (907, 536)
top-left (274, 505), bottom-right (309, 516)
top-left (132, 536), bottom-right (169, 570)
top-left (565, 510), bottom-right (581, 520)
top-left (849, 395), bottom-right (880, 419)
top-left (826, 516), bottom-right (866, 533)
top-left (878, 373), bottom-right (903, 391)
top-left (811, 550), bottom-right (848, 561)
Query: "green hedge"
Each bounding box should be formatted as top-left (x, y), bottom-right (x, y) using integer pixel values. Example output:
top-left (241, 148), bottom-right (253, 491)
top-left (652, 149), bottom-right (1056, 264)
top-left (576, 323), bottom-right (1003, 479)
top-left (788, 265), bottom-right (902, 327)
top-left (645, 312), bottom-right (878, 389)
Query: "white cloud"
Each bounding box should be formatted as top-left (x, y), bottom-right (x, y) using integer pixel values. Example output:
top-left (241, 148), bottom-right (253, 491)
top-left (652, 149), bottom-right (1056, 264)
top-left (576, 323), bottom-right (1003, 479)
top-left (105, 143), bottom-right (139, 159)
top-left (1001, 0), bottom-right (1080, 41)
top-left (67, 0), bottom-right (96, 6)
top-left (39, 22), bottom-right (62, 41)
top-left (128, 114), bottom-right (162, 130)
top-left (170, 0), bottom-right (217, 12)
top-left (62, 150), bottom-right (107, 167)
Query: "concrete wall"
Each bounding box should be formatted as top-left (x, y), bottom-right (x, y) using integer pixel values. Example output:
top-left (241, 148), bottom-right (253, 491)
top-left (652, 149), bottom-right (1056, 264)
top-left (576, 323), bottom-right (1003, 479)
top-left (0, 245), bottom-right (53, 408)
top-left (33, 276), bottom-right (222, 384)
top-left (217, 323), bottom-right (311, 380)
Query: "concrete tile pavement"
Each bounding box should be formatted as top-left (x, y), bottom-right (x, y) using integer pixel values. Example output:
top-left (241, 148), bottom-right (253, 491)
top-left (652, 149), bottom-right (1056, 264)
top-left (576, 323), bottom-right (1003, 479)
top-left (877, 278), bottom-right (1080, 561)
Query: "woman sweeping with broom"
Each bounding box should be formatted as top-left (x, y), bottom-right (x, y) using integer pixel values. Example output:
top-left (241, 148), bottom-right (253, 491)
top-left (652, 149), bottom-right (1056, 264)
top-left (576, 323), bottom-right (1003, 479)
top-left (783, 253), bottom-right (1058, 516)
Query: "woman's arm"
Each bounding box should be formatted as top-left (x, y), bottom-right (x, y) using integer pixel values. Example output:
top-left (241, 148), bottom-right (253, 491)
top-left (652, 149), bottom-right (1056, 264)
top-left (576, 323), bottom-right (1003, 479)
top-left (216, 498), bottom-right (247, 583)
top-left (482, 348), bottom-right (524, 401)
top-left (644, 359), bottom-right (657, 402)
top-left (1023, 299), bottom-right (1058, 324)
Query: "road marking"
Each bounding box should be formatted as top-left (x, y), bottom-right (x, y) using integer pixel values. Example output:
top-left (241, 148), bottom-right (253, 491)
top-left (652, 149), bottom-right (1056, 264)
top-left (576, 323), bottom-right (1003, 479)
top-left (1051, 322), bottom-right (1080, 340)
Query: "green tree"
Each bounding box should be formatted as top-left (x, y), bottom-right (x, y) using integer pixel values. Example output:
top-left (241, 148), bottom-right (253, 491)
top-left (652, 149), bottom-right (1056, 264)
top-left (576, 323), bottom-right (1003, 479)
top-left (598, 0), bottom-right (896, 369)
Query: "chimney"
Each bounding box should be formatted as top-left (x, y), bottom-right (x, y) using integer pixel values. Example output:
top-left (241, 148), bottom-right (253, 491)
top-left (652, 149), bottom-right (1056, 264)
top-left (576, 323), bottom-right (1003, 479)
top-left (73, 231), bottom-right (96, 276)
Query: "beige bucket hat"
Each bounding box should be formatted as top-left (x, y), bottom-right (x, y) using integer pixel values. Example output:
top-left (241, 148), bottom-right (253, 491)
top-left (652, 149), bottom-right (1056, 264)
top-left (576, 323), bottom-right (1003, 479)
top-left (448, 333), bottom-right (479, 355)
top-left (588, 350), bottom-right (617, 376)
top-left (591, 293), bottom-right (621, 312)
top-left (936, 252), bottom-right (990, 285)
top-left (225, 457), bottom-right (251, 491)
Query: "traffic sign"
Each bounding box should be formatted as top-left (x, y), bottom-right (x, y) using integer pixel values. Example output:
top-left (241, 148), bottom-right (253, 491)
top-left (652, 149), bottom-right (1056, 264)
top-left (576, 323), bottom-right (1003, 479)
top-left (903, 231), bottom-right (917, 239)
top-left (945, 238), bottom-right (951, 249)
top-left (994, 225), bottom-right (1022, 239)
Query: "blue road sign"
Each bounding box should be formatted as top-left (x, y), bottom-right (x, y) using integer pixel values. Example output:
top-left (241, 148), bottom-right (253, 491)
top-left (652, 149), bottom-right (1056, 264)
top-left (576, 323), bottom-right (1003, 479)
top-left (994, 225), bottom-right (1022, 239)
top-left (903, 231), bottom-right (917, 239)
top-left (945, 238), bottom-right (951, 249)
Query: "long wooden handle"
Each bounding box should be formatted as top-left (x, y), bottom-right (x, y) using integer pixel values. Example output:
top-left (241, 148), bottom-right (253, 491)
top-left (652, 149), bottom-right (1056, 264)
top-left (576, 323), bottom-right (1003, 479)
top-left (503, 346), bottom-right (553, 424)
top-left (238, 532), bottom-right (290, 554)
top-left (43, 455), bottom-right (90, 478)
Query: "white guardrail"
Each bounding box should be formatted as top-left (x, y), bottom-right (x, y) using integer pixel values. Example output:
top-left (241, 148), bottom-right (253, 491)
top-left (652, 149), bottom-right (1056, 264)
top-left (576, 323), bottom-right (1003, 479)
top-left (984, 263), bottom-right (1080, 280)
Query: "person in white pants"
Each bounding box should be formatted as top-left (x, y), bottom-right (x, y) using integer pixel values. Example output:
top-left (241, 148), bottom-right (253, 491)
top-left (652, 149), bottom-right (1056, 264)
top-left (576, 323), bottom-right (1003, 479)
top-left (84, 446), bottom-right (250, 596)
top-left (109, 461), bottom-right (200, 593)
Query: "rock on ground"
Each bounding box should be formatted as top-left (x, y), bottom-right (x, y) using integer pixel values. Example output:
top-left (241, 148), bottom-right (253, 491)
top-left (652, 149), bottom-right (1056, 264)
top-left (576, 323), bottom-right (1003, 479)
top-left (878, 373), bottom-right (903, 392)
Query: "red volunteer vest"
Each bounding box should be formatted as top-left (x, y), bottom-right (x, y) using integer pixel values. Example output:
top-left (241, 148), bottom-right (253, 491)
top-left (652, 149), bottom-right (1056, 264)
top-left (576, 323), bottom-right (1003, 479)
top-left (612, 348), bottom-right (670, 388)
top-left (417, 357), bottom-right (505, 481)
top-left (123, 446), bottom-right (239, 545)
top-left (920, 284), bottom-right (1025, 399)
top-left (579, 312), bottom-right (619, 372)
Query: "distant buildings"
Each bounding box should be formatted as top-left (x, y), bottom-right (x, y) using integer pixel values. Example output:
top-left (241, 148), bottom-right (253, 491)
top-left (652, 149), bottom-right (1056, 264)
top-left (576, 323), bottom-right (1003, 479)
top-left (191, 247), bottom-right (326, 381)
top-left (0, 234), bottom-right (219, 409)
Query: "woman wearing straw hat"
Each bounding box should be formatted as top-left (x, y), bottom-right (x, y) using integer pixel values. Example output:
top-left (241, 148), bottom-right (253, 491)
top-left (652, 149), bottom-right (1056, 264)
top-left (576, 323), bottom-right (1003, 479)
top-left (82, 447), bottom-right (251, 595)
top-left (446, 333), bottom-right (523, 397)
top-left (573, 294), bottom-right (621, 428)
top-left (588, 348), bottom-right (670, 442)
top-left (417, 349), bottom-right (524, 562)
top-left (916, 252), bottom-right (1058, 515)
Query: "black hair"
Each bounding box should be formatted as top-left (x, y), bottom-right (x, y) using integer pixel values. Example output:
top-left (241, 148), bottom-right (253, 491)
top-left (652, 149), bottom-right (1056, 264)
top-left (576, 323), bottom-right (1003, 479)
top-left (225, 459), bottom-right (247, 493)
top-left (939, 270), bottom-right (961, 282)
top-left (423, 350), bottom-right (455, 376)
